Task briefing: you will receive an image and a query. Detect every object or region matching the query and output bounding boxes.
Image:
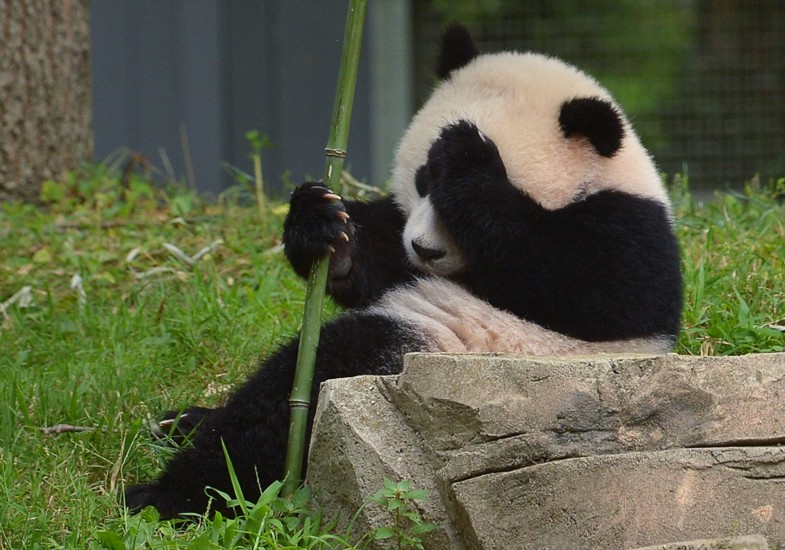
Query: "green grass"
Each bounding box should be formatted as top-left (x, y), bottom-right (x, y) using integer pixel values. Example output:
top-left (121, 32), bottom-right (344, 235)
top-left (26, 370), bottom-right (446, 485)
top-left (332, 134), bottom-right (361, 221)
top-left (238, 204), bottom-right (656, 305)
top-left (0, 171), bottom-right (320, 547)
top-left (0, 169), bottom-right (784, 548)
top-left (673, 177), bottom-right (785, 355)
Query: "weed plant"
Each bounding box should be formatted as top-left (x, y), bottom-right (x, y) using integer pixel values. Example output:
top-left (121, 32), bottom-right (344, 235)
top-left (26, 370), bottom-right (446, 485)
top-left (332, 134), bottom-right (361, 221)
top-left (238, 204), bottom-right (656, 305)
top-left (0, 168), bottom-right (783, 547)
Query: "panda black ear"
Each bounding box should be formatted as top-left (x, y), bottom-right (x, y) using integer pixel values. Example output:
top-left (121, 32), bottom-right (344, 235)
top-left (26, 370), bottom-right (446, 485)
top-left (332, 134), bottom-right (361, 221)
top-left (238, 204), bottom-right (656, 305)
top-left (436, 24), bottom-right (479, 80)
top-left (559, 97), bottom-right (625, 157)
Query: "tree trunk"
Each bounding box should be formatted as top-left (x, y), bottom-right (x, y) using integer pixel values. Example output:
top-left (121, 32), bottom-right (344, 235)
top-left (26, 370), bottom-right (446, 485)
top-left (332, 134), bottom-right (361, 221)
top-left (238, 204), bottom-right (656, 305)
top-left (0, 0), bottom-right (92, 203)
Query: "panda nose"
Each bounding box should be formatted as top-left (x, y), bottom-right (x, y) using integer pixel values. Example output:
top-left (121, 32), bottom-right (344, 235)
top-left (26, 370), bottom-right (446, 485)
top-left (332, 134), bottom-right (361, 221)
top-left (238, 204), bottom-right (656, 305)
top-left (411, 240), bottom-right (446, 262)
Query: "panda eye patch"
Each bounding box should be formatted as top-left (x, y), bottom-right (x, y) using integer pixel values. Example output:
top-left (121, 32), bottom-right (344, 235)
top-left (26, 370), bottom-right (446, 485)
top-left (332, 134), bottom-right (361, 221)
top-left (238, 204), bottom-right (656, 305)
top-left (415, 165), bottom-right (430, 197)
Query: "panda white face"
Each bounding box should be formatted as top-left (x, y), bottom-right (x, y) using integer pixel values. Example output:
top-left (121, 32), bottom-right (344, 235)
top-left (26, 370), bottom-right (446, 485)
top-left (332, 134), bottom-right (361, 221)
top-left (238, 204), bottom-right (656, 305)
top-left (402, 198), bottom-right (465, 275)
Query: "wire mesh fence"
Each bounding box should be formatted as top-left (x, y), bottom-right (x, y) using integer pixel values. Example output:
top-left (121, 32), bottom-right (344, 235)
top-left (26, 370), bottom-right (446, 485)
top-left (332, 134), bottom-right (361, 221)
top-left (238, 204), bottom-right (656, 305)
top-left (413, 0), bottom-right (785, 190)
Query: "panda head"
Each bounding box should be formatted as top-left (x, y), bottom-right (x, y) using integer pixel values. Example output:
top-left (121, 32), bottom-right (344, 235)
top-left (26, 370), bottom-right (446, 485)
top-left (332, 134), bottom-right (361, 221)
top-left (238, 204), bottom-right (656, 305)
top-left (392, 24), bottom-right (669, 276)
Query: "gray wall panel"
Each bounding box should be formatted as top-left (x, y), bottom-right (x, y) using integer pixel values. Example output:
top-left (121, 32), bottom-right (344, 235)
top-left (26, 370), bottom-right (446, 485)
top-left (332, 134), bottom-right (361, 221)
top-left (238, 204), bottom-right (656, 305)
top-left (90, 0), bottom-right (403, 196)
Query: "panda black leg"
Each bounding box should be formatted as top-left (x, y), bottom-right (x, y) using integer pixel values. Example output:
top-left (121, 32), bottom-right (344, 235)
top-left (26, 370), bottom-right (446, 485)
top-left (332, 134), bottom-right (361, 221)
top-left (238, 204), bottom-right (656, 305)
top-left (124, 311), bottom-right (427, 519)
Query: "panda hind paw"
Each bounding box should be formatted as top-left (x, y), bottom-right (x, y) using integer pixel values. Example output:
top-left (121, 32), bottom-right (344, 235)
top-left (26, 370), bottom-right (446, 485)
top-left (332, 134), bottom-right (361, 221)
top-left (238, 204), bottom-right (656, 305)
top-left (124, 483), bottom-right (168, 517)
top-left (151, 406), bottom-right (214, 447)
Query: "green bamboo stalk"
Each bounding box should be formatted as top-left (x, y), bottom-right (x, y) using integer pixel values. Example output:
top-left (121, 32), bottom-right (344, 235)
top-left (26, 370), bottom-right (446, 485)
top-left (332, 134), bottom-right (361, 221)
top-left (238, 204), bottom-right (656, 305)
top-left (282, 0), bottom-right (367, 498)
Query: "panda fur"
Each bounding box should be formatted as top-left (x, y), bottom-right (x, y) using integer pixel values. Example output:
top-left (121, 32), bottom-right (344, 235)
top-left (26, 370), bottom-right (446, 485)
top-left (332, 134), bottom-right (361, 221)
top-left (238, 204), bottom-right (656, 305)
top-left (124, 24), bottom-right (682, 518)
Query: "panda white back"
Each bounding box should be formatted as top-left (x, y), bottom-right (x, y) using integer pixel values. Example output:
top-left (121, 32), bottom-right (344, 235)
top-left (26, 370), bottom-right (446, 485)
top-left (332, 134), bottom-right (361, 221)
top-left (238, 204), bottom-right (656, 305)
top-left (370, 279), bottom-right (674, 355)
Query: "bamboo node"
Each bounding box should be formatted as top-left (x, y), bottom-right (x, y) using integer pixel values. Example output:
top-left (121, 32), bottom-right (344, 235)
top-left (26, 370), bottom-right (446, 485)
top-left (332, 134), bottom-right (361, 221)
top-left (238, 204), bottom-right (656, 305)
top-left (325, 147), bottom-right (347, 158)
top-left (289, 398), bottom-right (312, 409)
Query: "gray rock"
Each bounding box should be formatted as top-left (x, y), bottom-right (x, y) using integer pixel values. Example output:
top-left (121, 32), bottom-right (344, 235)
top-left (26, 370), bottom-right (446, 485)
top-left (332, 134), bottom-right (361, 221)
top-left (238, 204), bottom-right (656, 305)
top-left (306, 353), bottom-right (785, 549)
top-left (307, 375), bottom-right (460, 548)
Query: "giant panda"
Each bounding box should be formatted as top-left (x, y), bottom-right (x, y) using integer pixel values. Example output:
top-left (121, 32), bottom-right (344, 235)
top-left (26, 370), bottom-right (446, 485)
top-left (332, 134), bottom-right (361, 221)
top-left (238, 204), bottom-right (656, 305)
top-left (125, 24), bottom-right (682, 518)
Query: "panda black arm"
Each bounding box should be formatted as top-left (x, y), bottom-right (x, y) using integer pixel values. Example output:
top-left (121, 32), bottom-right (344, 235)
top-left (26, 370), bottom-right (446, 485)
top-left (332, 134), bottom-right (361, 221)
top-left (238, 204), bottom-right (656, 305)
top-left (283, 183), bottom-right (416, 308)
top-left (426, 122), bottom-right (682, 343)
top-left (457, 191), bottom-right (682, 343)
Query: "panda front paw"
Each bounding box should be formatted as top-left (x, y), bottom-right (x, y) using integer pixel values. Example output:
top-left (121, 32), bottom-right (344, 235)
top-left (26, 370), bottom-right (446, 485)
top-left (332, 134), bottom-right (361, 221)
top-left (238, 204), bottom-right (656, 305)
top-left (283, 182), bottom-right (355, 279)
top-left (425, 120), bottom-right (507, 192)
top-left (423, 121), bottom-right (516, 242)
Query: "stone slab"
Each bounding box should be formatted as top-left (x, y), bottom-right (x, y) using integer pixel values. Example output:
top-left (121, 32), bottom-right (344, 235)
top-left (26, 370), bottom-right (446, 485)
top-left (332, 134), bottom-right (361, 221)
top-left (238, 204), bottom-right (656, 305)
top-left (633, 533), bottom-right (769, 549)
top-left (392, 353), bottom-right (785, 483)
top-left (306, 353), bottom-right (785, 549)
top-left (453, 447), bottom-right (785, 549)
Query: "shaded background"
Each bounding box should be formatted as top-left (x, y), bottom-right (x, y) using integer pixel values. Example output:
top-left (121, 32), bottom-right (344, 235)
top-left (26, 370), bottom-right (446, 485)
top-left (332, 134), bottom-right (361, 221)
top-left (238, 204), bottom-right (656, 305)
top-left (91, 0), bottom-right (785, 195)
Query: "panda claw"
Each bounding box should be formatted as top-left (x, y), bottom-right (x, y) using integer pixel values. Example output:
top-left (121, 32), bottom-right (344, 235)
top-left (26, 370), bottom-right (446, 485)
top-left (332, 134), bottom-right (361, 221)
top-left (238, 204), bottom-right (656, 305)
top-left (339, 231), bottom-right (350, 242)
top-left (149, 418), bottom-right (166, 439)
top-left (323, 193), bottom-right (341, 201)
top-left (336, 211), bottom-right (350, 222)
